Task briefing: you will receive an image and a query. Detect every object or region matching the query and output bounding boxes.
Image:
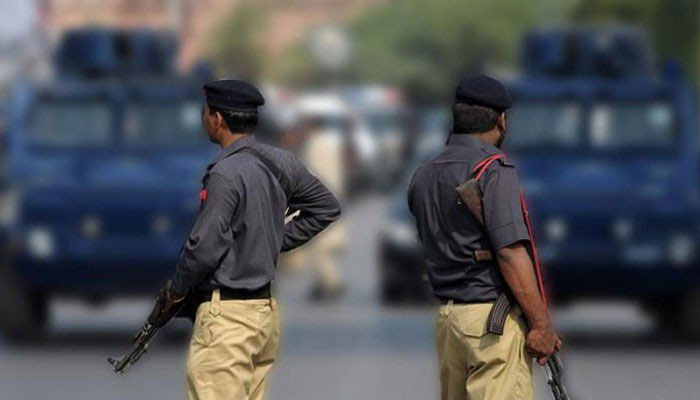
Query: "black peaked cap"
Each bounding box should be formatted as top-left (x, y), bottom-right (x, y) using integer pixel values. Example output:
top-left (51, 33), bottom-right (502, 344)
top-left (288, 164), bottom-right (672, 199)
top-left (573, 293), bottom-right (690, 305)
top-left (204, 79), bottom-right (265, 111)
top-left (455, 74), bottom-right (513, 111)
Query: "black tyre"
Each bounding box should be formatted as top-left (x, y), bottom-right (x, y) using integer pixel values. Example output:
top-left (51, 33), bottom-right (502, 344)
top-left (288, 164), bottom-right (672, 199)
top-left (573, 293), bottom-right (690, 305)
top-left (0, 262), bottom-right (49, 341)
top-left (677, 290), bottom-right (700, 339)
top-left (648, 292), bottom-right (700, 340)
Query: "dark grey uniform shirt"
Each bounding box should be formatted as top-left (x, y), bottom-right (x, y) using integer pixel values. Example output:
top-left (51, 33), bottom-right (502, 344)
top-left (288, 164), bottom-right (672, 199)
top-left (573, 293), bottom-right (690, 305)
top-left (407, 134), bottom-right (530, 303)
top-left (171, 135), bottom-right (341, 296)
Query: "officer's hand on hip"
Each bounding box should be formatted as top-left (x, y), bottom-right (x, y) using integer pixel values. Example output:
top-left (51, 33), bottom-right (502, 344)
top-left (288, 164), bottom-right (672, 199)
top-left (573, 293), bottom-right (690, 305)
top-left (525, 322), bottom-right (561, 365)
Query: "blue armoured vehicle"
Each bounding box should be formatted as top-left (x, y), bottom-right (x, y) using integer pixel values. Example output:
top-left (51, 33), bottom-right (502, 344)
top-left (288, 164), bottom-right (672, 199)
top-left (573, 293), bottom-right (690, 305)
top-left (0, 28), bottom-right (214, 338)
top-left (379, 26), bottom-right (700, 335)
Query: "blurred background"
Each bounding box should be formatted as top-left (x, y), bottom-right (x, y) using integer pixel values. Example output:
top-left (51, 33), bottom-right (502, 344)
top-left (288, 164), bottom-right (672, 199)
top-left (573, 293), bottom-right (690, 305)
top-left (0, 0), bottom-right (698, 399)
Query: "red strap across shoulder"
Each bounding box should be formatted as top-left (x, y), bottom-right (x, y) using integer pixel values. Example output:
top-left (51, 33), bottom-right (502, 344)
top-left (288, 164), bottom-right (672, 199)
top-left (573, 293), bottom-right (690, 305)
top-left (471, 153), bottom-right (549, 307)
top-left (520, 192), bottom-right (548, 307)
top-left (472, 154), bottom-right (505, 181)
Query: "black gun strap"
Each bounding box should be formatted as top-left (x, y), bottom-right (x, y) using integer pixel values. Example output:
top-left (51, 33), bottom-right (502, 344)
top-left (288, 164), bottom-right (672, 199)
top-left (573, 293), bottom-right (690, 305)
top-left (238, 147), bottom-right (292, 199)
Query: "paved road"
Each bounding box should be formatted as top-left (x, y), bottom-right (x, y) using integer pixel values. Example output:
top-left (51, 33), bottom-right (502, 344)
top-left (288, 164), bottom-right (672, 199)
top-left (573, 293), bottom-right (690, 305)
top-left (1, 196), bottom-right (699, 400)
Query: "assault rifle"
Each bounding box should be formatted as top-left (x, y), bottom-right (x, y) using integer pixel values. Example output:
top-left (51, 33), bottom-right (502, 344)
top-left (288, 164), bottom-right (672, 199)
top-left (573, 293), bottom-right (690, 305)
top-left (107, 291), bottom-right (191, 374)
top-left (545, 351), bottom-right (570, 400)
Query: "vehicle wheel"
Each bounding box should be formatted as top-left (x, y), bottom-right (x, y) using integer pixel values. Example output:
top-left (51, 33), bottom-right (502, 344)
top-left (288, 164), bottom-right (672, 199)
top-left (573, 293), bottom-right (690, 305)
top-left (0, 262), bottom-right (49, 342)
top-left (677, 290), bottom-right (700, 339)
top-left (647, 297), bottom-right (679, 328)
top-left (648, 293), bottom-right (700, 340)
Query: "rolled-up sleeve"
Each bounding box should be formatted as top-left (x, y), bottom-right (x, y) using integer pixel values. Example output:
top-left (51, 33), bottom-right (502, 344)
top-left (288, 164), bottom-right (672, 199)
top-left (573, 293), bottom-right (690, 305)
top-left (171, 173), bottom-right (238, 296)
top-left (481, 163), bottom-right (530, 250)
top-left (281, 158), bottom-right (341, 252)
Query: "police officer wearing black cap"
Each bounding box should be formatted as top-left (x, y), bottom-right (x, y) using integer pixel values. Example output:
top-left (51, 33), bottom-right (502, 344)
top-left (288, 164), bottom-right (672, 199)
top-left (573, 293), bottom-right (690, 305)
top-left (407, 75), bottom-right (560, 400)
top-left (154, 79), bottom-right (341, 400)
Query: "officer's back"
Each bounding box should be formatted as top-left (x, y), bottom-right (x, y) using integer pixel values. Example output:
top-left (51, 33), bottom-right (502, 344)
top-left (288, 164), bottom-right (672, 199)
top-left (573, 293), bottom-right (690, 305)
top-left (408, 80), bottom-right (529, 304)
top-left (199, 136), bottom-right (327, 290)
top-left (170, 81), bottom-right (341, 298)
top-left (409, 133), bottom-right (522, 302)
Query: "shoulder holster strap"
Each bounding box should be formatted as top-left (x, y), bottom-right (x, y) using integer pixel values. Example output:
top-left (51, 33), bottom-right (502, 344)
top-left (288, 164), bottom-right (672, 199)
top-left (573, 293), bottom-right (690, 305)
top-left (473, 154), bottom-right (505, 179)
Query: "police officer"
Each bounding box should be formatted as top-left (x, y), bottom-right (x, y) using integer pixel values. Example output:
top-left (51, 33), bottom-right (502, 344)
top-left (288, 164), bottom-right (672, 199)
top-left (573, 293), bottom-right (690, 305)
top-left (295, 116), bottom-right (347, 301)
top-left (407, 75), bottom-right (561, 400)
top-left (154, 79), bottom-right (341, 400)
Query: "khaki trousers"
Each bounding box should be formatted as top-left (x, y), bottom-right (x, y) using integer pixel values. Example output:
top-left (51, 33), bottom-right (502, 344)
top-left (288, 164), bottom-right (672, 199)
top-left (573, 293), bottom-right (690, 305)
top-left (437, 301), bottom-right (533, 400)
top-left (186, 290), bottom-right (280, 400)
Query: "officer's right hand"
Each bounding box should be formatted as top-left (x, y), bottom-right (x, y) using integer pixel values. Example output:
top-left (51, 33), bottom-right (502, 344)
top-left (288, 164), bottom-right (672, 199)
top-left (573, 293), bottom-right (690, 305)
top-left (147, 280), bottom-right (184, 326)
top-left (525, 323), bottom-right (561, 365)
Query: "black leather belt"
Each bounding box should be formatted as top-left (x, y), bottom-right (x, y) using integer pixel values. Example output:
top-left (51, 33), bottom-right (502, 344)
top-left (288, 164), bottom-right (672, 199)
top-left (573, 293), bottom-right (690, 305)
top-left (437, 297), bottom-right (477, 305)
top-left (193, 283), bottom-right (272, 305)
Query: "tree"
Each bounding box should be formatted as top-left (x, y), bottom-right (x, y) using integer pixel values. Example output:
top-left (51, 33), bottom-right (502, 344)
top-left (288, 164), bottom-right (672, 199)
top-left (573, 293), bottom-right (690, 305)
top-left (207, 2), bottom-right (267, 80)
top-left (574, 0), bottom-right (699, 85)
top-left (346, 0), bottom-right (577, 104)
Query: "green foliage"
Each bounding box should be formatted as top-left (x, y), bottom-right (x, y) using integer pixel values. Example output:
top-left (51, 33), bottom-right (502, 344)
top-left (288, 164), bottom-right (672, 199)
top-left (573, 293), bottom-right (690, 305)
top-left (207, 3), bottom-right (267, 80)
top-left (271, 41), bottom-right (328, 88)
top-left (574, 0), bottom-right (656, 21)
top-left (346, 0), bottom-right (577, 103)
top-left (651, 0), bottom-right (699, 82)
top-left (574, 0), bottom-right (699, 84)
top-left (211, 0), bottom-right (698, 96)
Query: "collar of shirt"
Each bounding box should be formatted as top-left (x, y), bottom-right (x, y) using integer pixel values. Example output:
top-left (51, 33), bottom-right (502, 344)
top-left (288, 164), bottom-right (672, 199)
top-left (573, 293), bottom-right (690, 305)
top-left (207, 134), bottom-right (257, 169)
top-left (446, 133), bottom-right (501, 155)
